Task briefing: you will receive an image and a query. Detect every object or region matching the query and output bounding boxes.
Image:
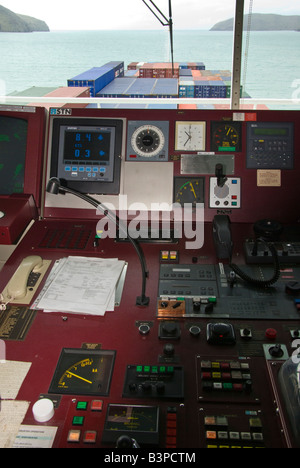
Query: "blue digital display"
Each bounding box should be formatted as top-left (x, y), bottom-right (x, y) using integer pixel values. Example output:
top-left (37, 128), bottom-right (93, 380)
top-left (63, 129), bottom-right (111, 163)
top-left (50, 117), bottom-right (123, 195)
top-left (57, 124), bottom-right (116, 183)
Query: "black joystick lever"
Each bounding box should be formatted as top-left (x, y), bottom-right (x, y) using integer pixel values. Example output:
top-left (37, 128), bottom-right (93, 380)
top-left (116, 435), bottom-right (140, 448)
top-left (215, 163), bottom-right (227, 187)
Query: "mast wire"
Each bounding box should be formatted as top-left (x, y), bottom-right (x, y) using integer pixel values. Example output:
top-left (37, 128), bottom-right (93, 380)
top-left (242, 0), bottom-right (254, 97)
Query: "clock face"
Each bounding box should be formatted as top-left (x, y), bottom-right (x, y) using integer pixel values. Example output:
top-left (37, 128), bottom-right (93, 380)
top-left (131, 124), bottom-right (165, 158)
top-left (175, 121), bottom-right (206, 151)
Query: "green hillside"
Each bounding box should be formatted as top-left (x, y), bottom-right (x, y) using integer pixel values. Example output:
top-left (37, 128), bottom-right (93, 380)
top-left (211, 13), bottom-right (300, 31)
top-left (0, 4), bottom-right (49, 32)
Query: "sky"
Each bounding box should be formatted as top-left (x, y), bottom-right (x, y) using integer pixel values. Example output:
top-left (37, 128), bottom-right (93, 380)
top-left (1, 0), bottom-right (299, 31)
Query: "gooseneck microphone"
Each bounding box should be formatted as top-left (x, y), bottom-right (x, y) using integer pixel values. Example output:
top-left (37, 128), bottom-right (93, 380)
top-left (46, 177), bottom-right (150, 306)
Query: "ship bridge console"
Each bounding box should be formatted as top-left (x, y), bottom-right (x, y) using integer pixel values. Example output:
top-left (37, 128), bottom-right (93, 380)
top-left (0, 105), bottom-right (300, 450)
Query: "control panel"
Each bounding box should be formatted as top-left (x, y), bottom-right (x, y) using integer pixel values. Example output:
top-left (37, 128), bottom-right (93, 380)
top-left (1, 107), bottom-right (300, 451)
top-left (209, 177), bottom-right (241, 208)
top-left (246, 122), bottom-right (294, 169)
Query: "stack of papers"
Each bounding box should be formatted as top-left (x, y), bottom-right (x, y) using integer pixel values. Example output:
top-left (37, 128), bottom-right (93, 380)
top-left (35, 256), bottom-right (126, 316)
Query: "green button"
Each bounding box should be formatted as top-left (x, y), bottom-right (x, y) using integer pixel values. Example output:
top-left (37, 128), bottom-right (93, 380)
top-left (76, 401), bottom-right (88, 411)
top-left (73, 416), bottom-right (84, 426)
top-left (136, 365), bottom-right (143, 373)
top-left (159, 366), bottom-right (166, 373)
top-left (167, 366), bottom-right (174, 374)
top-left (151, 366), bottom-right (158, 374)
top-left (223, 383), bottom-right (233, 390)
top-left (144, 366), bottom-right (151, 373)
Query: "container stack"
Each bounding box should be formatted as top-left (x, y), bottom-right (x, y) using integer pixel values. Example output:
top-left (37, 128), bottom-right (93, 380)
top-left (67, 61), bottom-right (246, 104)
top-left (178, 69), bottom-right (236, 99)
top-left (98, 78), bottom-right (178, 98)
top-left (138, 63), bottom-right (180, 78)
top-left (68, 61), bottom-right (124, 97)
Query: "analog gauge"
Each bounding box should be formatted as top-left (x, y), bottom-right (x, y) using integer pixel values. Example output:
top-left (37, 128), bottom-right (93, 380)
top-left (174, 177), bottom-right (205, 207)
top-left (211, 122), bottom-right (242, 152)
top-left (175, 121), bottom-right (206, 151)
top-left (48, 348), bottom-right (116, 396)
top-left (131, 124), bottom-right (165, 158)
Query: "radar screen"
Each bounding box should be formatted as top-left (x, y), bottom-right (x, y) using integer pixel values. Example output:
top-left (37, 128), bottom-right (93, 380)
top-left (102, 404), bottom-right (159, 445)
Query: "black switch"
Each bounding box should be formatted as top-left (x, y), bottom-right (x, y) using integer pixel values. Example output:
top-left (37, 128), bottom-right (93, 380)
top-left (159, 321), bottom-right (181, 339)
top-left (207, 322), bottom-right (236, 345)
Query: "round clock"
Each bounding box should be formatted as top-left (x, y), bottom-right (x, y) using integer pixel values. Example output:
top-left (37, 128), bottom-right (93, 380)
top-left (175, 121), bottom-right (206, 151)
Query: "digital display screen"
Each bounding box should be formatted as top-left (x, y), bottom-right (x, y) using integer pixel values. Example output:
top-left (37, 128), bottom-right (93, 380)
top-left (57, 124), bottom-right (116, 184)
top-left (50, 117), bottom-right (123, 195)
top-left (102, 404), bottom-right (159, 445)
top-left (0, 116), bottom-right (28, 194)
top-left (63, 128), bottom-right (112, 163)
top-left (253, 128), bottom-right (288, 136)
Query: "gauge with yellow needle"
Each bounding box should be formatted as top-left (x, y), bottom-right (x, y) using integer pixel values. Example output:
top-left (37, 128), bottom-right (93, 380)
top-left (174, 177), bottom-right (205, 207)
top-left (211, 121), bottom-right (242, 152)
top-left (48, 348), bottom-right (116, 396)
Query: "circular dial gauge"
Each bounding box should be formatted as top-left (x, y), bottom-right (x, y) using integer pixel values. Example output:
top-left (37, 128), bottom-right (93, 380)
top-left (48, 348), bottom-right (116, 396)
top-left (131, 124), bottom-right (165, 158)
top-left (174, 177), bottom-right (204, 207)
top-left (211, 122), bottom-right (242, 152)
top-left (175, 121), bottom-right (206, 151)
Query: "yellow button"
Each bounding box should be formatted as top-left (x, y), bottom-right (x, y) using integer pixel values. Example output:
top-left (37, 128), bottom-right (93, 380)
top-left (67, 430), bottom-right (81, 443)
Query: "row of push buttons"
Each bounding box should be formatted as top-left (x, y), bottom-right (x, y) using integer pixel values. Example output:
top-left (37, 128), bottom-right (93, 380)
top-left (67, 400), bottom-right (103, 445)
top-left (65, 166), bottom-right (106, 173)
top-left (200, 360), bottom-right (252, 393)
top-left (166, 408), bottom-right (177, 449)
top-left (204, 415), bottom-right (264, 448)
top-left (136, 365), bottom-right (175, 375)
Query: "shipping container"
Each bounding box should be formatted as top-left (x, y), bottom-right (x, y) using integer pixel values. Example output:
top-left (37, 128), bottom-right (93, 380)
top-left (153, 79), bottom-right (178, 97)
top-left (29, 86), bottom-right (90, 109)
top-left (97, 78), bottom-right (136, 97)
top-left (68, 62), bottom-right (124, 97)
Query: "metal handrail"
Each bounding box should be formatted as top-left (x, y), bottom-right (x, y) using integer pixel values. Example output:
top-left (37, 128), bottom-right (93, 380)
top-left (0, 95), bottom-right (299, 109)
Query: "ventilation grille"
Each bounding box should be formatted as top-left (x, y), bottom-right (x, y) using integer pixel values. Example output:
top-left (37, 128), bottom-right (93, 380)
top-left (39, 228), bottom-right (92, 250)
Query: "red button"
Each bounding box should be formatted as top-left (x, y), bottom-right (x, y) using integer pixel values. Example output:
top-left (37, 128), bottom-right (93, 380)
top-left (266, 328), bottom-right (277, 340)
top-left (91, 400), bottom-right (103, 411)
top-left (83, 431), bottom-right (97, 444)
top-left (167, 420), bottom-right (177, 428)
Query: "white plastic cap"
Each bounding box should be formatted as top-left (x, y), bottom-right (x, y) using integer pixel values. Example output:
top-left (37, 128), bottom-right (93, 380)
top-left (32, 398), bottom-right (54, 422)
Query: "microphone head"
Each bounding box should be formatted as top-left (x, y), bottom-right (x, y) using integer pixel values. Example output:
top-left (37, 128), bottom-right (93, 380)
top-left (46, 178), bottom-right (61, 194)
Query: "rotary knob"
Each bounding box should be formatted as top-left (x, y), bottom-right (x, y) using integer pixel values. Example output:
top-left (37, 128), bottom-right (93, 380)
top-left (285, 281), bottom-right (300, 295)
top-left (207, 322), bottom-right (236, 345)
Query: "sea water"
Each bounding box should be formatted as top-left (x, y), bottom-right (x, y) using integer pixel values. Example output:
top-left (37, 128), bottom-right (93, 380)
top-left (0, 29), bottom-right (299, 99)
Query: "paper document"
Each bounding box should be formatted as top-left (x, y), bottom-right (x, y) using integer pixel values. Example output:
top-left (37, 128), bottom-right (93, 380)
top-left (35, 256), bottom-right (126, 316)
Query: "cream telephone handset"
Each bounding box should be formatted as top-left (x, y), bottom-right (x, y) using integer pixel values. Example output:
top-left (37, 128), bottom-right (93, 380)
top-left (1, 255), bottom-right (51, 305)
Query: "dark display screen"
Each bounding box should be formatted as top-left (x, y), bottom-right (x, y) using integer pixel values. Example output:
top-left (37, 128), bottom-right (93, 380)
top-left (63, 129), bottom-right (111, 163)
top-left (56, 124), bottom-right (116, 185)
top-left (253, 128), bottom-right (288, 136)
top-left (0, 116), bottom-right (28, 194)
top-left (105, 405), bottom-right (159, 433)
